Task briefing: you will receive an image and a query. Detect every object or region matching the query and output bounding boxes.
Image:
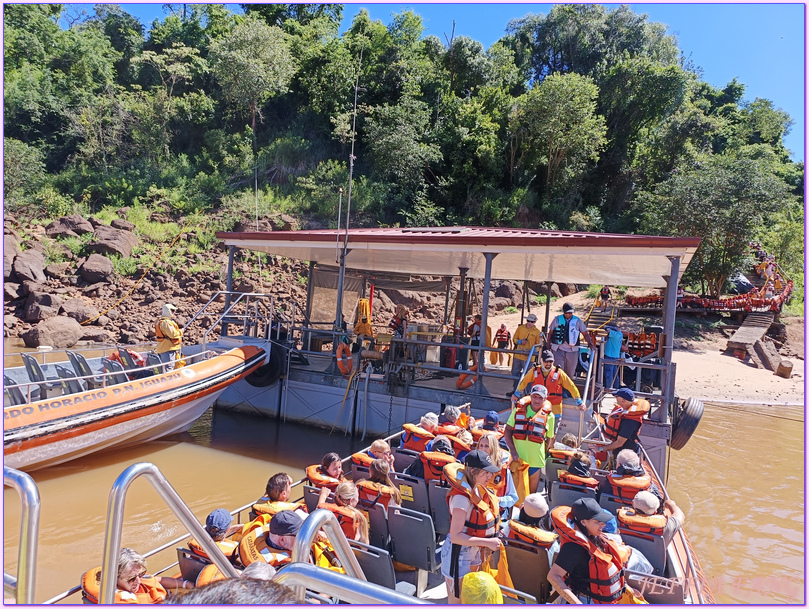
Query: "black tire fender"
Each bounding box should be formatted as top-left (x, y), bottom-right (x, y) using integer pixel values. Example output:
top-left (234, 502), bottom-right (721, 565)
top-left (245, 345), bottom-right (285, 387)
top-left (670, 396), bottom-right (704, 450)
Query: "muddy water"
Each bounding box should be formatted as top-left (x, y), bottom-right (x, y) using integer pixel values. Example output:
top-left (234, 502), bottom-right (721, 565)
top-left (4, 399), bottom-right (805, 603)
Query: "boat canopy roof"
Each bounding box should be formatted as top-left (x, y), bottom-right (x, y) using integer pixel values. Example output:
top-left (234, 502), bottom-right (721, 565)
top-left (216, 226), bottom-right (700, 288)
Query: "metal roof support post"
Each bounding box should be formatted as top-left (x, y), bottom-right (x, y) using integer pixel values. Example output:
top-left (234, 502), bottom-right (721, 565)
top-left (222, 245), bottom-right (235, 336)
top-left (456, 267), bottom-right (469, 338)
top-left (304, 261), bottom-right (316, 329)
top-left (442, 277), bottom-right (452, 327)
top-left (3, 467), bottom-right (40, 605)
top-left (658, 256), bottom-right (680, 423)
top-left (521, 280), bottom-right (527, 324)
top-left (543, 281), bottom-right (553, 334)
top-left (475, 253), bottom-right (497, 394)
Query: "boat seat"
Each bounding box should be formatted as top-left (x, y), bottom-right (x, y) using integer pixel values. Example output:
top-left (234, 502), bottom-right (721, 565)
top-left (302, 484), bottom-right (322, 513)
top-left (176, 547), bottom-right (210, 583)
top-left (599, 492), bottom-right (633, 515)
top-left (501, 536), bottom-right (552, 603)
top-left (4, 375), bottom-right (28, 407)
top-left (20, 353), bottom-right (62, 399)
top-left (145, 351), bottom-right (168, 374)
top-left (544, 456), bottom-right (569, 496)
top-left (501, 584), bottom-right (538, 604)
top-left (66, 351), bottom-right (106, 390)
top-left (55, 365), bottom-right (85, 395)
top-left (392, 447), bottom-right (419, 473)
top-left (618, 526), bottom-right (667, 576)
top-left (549, 480), bottom-right (597, 509)
top-left (387, 505), bottom-right (438, 596)
top-left (116, 348), bottom-right (137, 369)
top-left (101, 357), bottom-right (129, 385)
top-left (426, 479), bottom-right (451, 536)
top-left (391, 471), bottom-right (430, 515)
top-left (359, 501), bottom-right (389, 551)
top-left (347, 539), bottom-right (397, 590)
top-left (351, 463), bottom-right (370, 482)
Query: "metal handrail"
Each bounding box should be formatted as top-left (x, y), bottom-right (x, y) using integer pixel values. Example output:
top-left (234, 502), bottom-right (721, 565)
top-left (99, 463), bottom-right (240, 604)
top-left (274, 562), bottom-right (430, 605)
top-left (3, 466), bottom-right (40, 605)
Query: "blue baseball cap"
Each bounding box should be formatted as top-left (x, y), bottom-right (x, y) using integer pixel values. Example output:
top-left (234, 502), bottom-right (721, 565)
top-left (205, 508), bottom-right (232, 535)
top-left (613, 388), bottom-right (635, 402)
top-left (484, 411), bottom-right (499, 426)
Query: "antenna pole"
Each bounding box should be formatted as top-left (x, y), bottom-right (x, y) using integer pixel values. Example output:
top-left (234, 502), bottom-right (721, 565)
top-left (335, 187), bottom-right (343, 263)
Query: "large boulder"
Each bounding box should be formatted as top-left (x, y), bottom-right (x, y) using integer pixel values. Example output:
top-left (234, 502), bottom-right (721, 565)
top-left (21, 316), bottom-right (82, 349)
top-left (380, 289), bottom-right (426, 311)
top-left (80, 254), bottom-right (114, 283)
top-left (269, 214), bottom-right (300, 232)
top-left (495, 281), bottom-right (521, 301)
top-left (4, 235), bottom-right (19, 279)
top-left (61, 298), bottom-right (100, 324)
top-left (24, 292), bottom-right (64, 322)
top-left (88, 224), bottom-right (138, 258)
top-left (110, 218), bottom-right (135, 231)
top-left (12, 249), bottom-right (46, 283)
top-left (79, 327), bottom-right (110, 343)
top-left (45, 262), bottom-right (72, 278)
top-left (557, 283), bottom-right (579, 297)
top-left (45, 214), bottom-right (95, 238)
top-left (4, 282), bottom-right (20, 301)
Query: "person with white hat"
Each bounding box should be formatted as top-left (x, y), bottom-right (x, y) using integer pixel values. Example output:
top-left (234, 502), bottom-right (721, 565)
top-left (547, 302), bottom-right (595, 380)
top-left (155, 303), bottom-right (183, 369)
top-left (630, 491), bottom-right (685, 546)
top-left (509, 313), bottom-right (542, 392)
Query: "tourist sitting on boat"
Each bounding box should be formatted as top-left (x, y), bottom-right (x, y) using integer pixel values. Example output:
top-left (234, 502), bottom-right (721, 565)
top-left (477, 431), bottom-right (518, 518)
top-left (470, 410), bottom-right (504, 442)
top-left (460, 571), bottom-right (504, 604)
top-left (548, 498), bottom-right (641, 604)
top-left (240, 560), bottom-right (277, 580)
top-left (441, 450), bottom-right (503, 604)
top-left (454, 428), bottom-right (474, 461)
top-left (502, 493), bottom-right (558, 560)
top-left (504, 383), bottom-right (555, 495)
top-left (357, 459), bottom-right (401, 508)
top-left (597, 449), bottom-right (657, 504)
top-left (400, 412), bottom-right (438, 451)
top-left (351, 439), bottom-right (395, 470)
top-left (306, 452), bottom-right (346, 492)
top-left (317, 481), bottom-right (370, 544)
top-left (621, 490), bottom-right (685, 546)
top-left (435, 405), bottom-right (464, 435)
top-left (82, 547), bottom-right (192, 604)
top-left (253, 473), bottom-right (307, 517)
top-left (403, 434), bottom-right (456, 481)
top-left (155, 303), bottom-right (183, 370)
top-left (188, 508), bottom-right (242, 564)
top-left (167, 576), bottom-right (296, 604)
top-left (558, 452), bottom-right (600, 493)
top-left (601, 388), bottom-right (650, 460)
top-left (353, 315), bottom-right (375, 348)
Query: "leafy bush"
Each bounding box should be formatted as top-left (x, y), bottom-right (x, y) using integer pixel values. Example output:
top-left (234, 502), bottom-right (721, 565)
top-left (504, 306), bottom-right (518, 314)
top-left (110, 254), bottom-right (139, 276)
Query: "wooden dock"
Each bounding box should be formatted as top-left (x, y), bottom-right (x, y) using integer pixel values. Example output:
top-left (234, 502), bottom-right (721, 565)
top-left (726, 312), bottom-right (774, 351)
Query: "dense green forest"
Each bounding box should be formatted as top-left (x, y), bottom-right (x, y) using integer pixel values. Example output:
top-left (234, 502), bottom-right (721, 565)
top-left (3, 3), bottom-right (804, 302)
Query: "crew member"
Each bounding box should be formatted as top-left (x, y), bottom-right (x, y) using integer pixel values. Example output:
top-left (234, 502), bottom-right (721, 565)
top-left (155, 303), bottom-right (183, 370)
top-left (601, 388), bottom-right (650, 460)
top-left (510, 313), bottom-right (542, 392)
top-left (504, 384), bottom-right (555, 494)
top-left (547, 303), bottom-right (595, 380)
top-left (513, 349), bottom-right (583, 428)
top-left (354, 316), bottom-right (375, 349)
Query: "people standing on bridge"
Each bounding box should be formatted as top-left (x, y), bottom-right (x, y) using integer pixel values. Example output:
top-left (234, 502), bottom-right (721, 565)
top-left (495, 323), bottom-right (512, 366)
top-left (155, 303), bottom-right (183, 370)
top-left (509, 313), bottom-right (542, 393)
top-left (513, 349), bottom-right (583, 429)
top-left (548, 303), bottom-right (595, 380)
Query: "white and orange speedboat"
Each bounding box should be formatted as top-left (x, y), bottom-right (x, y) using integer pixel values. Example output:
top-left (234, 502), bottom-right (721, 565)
top-left (3, 345), bottom-right (266, 471)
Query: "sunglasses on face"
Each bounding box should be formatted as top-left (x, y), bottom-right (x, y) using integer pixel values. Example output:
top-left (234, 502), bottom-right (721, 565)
top-left (125, 571), bottom-right (146, 584)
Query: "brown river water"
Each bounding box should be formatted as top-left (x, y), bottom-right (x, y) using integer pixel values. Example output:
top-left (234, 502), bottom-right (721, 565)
top-left (3, 383), bottom-right (805, 603)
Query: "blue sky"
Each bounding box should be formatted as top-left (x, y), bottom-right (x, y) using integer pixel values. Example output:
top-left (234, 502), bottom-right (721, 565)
top-left (92, 3), bottom-right (806, 162)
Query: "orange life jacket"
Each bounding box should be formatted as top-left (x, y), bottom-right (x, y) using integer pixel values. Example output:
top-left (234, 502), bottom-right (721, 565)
top-left (351, 450), bottom-right (376, 468)
top-left (470, 420), bottom-right (504, 443)
top-left (557, 470), bottom-right (599, 489)
top-left (108, 349), bottom-right (147, 368)
top-left (447, 434), bottom-right (471, 457)
top-left (495, 327), bottom-right (510, 342)
top-left (548, 447), bottom-right (576, 462)
top-left (306, 464), bottom-right (342, 492)
top-left (238, 527), bottom-right (292, 567)
top-left (196, 563), bottom-right (226, 587)
top-left (400, 423), bottom-right (435, 452)
top-left (356, 479), bottom-right (397, 509)
top-left (531, 366), bottom-right (565, 405)
top-left (444, 462), bottom-right (500, 539)
top-left (602, 399), bottom-right (650, 442)
top-left (420, 451), bottom-right (457, 482)
top-left (81, 567), bottom-right (167, 605)
top-left (187, 537), bottom-right (240, 563)
top-left (155, 318), bottom-right (181, 345)
top-left (550, 506), bottom-right (630, 604)
top-left (605, 472), bottom-right (651, 501)
top-left (616, 507), bottom-right (667, 536)
top-left (506, 520), bottom-right (558, 548)
top-left (511, 398), bottom-right (553, 443)
top-left (435, 423), bottom-right (463, 436)
top-left (252, 498), bottom-right (306, 517)
top-left (317, 502), bottom-right (364, 541)
top-left (485, 457), bottom-right (511, 497)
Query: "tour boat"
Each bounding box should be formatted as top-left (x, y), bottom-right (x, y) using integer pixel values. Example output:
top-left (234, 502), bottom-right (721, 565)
top-left (3, 345), bottom-right (266, 471)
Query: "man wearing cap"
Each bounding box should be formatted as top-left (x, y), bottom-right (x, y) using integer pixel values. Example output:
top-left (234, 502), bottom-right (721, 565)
top-left (631, 491), bottom-right (685, 546)
top-left (481, 410), bottom-right (501, 432)
top-left (548, 302), bottom-right (595, 380)
top-left (513, 349), bottom-right (583, 427)
top-left (504, 384), bottom-right (555, 495)
top-left (602, 324), bottom-right (626, 389)
top-left (155, 303), bottom-right (183, 369)
top-left (188, 508), bottom-right (242, 565)
top-left (548, 497), bottom-right (638, 604)
top-left (510, 313), bottom-right (542, 391)
top-left (267, 510), bottom-right (303, 552)
top-left (602, 388), bottom-right (648, 459)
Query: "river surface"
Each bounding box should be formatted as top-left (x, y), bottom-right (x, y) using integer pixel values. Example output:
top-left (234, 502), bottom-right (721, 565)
top-left (3, 398), bottom-right (805, 603)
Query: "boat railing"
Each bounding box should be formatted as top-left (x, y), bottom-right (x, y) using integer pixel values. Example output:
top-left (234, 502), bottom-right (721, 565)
top-left (4, 349), bottom-right (221, 405)
top-left (3, 466), bottom-right (40, 605)
top-left (3, 342), bottom-right (156, 367)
